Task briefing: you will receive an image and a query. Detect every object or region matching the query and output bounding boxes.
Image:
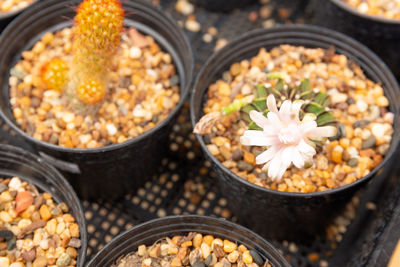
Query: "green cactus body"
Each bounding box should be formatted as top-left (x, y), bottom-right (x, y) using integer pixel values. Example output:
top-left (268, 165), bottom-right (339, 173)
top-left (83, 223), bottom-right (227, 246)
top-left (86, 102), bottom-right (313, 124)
top-left (69, 0), bottom-right (124, 106)
top-left (239, 76), bottom-right (337, 131)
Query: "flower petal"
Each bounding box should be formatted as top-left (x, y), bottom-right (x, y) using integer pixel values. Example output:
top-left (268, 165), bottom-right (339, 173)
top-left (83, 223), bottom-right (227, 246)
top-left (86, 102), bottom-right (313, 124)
top-left (281, 146), bottom-right (294, 168)
top-left (267, 152), bottom-right (282, 181)
top-left (256, 145), bottom-right (279, 165)
top-left (302, 113), bottom-right (317, 123)
top-left (240, 130), bottom-right (276, 147)
top-left (297, 139), bottom-right (316, 157)
top-left (267, 111), bottom-right (282, 127)
top-left (308, 126), bottom-right (337, 139)
top-left (249, 110), bottom-right (270, 128)
top-left (300, 120), bottom-right (317, 134)
top-left (267, 94), bottom-right (278, 113)
top-left (291, 100), bottom-right (304, 122)
top-left (292, 148), bottom-right (305, 168)
top-left (279, 100), bottom-right (292, 116)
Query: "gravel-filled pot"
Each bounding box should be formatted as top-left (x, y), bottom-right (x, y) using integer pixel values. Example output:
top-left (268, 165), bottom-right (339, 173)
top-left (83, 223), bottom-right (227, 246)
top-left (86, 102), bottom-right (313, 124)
top-left (0, 144), bottom-right (87, 266)
top-left (87, 215), bottom-right (290, 267)
top-left (312, 0), bottom-right (400, 78)
top-left (190, 25), bottom-right (400, 240)
top-left (0, 0), bottom-right (38, 31)
top-left (0, 0), bottom-right (193, 199)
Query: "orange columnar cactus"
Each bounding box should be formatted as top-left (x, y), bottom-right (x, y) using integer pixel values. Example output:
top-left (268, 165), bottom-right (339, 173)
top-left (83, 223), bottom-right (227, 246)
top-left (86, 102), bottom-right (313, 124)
top-left (70, 0), bottom-right (124, 106)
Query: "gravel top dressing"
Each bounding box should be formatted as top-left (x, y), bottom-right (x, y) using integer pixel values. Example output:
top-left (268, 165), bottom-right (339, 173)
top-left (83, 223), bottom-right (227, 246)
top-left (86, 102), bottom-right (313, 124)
top-left (342, 0), bottom-right (400, 19)
top-left (196, 44), bottom-right (393, 193)
top-left (0, 0), bottom-right (34, 13)
top-left (0, 176), bottom-right (81, 266)
top-left (113, 232), bottom-right (271, 267)
top-left (9, 27), bottom-right (180, 148)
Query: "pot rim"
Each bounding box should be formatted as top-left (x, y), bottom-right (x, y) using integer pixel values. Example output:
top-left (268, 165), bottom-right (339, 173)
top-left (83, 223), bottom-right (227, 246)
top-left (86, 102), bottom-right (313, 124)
top-left (0, 143), bottom-right (88, 266)
top-left (190, 24), bottom-right (400, 199)
top-left (0, 0), bottom-right (38, 20)
top-left (87, 215), bottom-right (290, 267)
top-left (0, 0), bottom-right (193, 154)
top-left (329, 0), bottom-right (400, 25)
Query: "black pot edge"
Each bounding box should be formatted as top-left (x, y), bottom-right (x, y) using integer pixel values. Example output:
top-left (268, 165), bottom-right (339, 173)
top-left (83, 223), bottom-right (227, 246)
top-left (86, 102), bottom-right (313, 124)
top-left (87, 215), bottom-right (290, 267)
top-left (0, 0), bottom-right (40, 21)
top-left (0, 144), bottom-right (88, 266)
top-left (0, 0), bottom-right (194, 155)
top-left (329, 0), bottom-right (400, 25)
top-left (189, 24), bottom-right (400, 200)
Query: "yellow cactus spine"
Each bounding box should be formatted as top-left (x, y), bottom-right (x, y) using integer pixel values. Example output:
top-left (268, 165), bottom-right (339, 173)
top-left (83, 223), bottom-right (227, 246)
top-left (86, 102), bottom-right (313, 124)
top-left (70, 0), bottom-right (124, 105)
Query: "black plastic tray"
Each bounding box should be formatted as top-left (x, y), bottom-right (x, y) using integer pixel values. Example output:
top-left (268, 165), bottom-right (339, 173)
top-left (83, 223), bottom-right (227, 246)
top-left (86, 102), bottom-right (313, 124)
top-left (0, 0), bottom-right (400, 266)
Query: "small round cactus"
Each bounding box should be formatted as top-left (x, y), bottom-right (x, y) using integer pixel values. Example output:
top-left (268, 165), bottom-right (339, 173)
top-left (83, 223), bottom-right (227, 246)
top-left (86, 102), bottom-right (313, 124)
top-left (76, 78), bottom-right (106, 105)
top-left (41, 58), bottom-right (68, 92)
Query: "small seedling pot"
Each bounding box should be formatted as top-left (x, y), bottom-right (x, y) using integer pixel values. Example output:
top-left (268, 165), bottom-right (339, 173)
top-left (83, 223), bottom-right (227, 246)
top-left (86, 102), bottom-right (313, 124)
top-left (190, 25), bottom-right (400, 240)
top-left (0, 144), bottom-right (87, 266)
top-left (0, 0), bottom-right (193, 200)
top-left (191, 0), bottom-right (257, 12)
top-left (312, 0), bottom-right (400, 78)
top-left (87, 215), bottom-right (290, 267)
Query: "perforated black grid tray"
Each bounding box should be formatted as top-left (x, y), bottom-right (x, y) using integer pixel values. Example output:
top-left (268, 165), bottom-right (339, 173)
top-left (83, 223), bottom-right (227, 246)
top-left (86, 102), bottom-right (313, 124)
top-left (0, 0), bottom-right (400, 266)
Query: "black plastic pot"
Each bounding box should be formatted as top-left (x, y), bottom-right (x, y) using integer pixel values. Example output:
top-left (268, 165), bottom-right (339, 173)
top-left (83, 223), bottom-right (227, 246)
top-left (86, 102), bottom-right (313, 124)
top-left (87, 215), bottom-right (290, 267)
top-left (0, 0), bottom-right (39, 32)
top-left (312, 0), bottom-right (400, 78)
top-left (191, 0), bottom-right (257, 12)
top-left (0, 0), bottom-right (193, 200)
top-left (190, 25), bottom-right (400, 241)
top-left (0, 144), bottom-right (87, 266)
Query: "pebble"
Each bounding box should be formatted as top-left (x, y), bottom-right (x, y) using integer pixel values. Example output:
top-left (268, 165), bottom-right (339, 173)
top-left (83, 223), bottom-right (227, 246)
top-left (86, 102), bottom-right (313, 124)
top-left (362, 135), bottom-right (376, 149)
top-left (106, 123), bottom-right (117, 136)
top-left (68, 238), bottom-right (82, 248)
top-left (32, 256), bottom-right (47, 267)
top-left (202, 34), bottom-right (213, 43)
top-left (237, 161), bottom-right (253, 172)
top-left (348, 158), bottom-right (358, 167)
top-left (185, 20), bottom-right (201, 32)
top-left (214, 39), bottom-right (228, 51)
top-left (21, 249), bottom-right (36, 261)
top-left (259, 5), bottom-right (272, 18)
top-left (249, 250), bottom-right (263, 266)
top-left (262, 19), bottom-right (275, 28)
top-left (232, 149), bottom-right (243, 161)
top-left (56, 253), bottom-right (71, 267)
top-left (175, 0), bottom-right (194, 16)
top-left (353, 120), bottom-right (370, 129)
top-left (129, 46), bottom-right (142, 59)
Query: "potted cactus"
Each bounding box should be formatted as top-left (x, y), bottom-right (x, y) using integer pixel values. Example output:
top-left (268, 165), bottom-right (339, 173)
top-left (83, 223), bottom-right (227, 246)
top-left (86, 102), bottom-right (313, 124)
top-left (191, 25), bottom-right (400, 240)
top-left (0, 0), bottom-right (193, 199)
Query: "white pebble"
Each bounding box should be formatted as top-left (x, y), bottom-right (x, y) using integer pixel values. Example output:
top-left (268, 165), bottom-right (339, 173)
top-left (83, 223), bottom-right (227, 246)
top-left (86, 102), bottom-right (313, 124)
top-left (40, 239), bottom-right (49, 250)
top-left (133, 105), bottom-right (146, 118)
top-left (371, 123), bottom-right (385, 139)
top-left (176, 0), bottom-right (194, 15)
top-left (62, 112), bottom-right (75, 123)
top-left (383, 112), bottom-right (394, 124)
top-left (79, 134), bottom-right (92, 145)
top-left (202, 33), bottom-right (213, 43)
top-left (356, 100), bottom-right (368, 112)
top-left (10, 263), bottom-right (24, 267)
top-left (185, 20), bottom-right (201, 32)
top-left (0, 257), bottom-right (9, 267)
top-left (129, 46), bottom-right (142, 59)
top-left (106, 124), bottom-right (117, 136)
top-left (8, 177), bottom-right (22, 191)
